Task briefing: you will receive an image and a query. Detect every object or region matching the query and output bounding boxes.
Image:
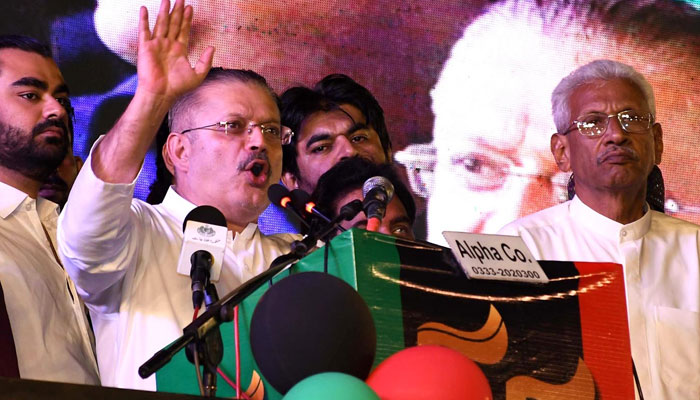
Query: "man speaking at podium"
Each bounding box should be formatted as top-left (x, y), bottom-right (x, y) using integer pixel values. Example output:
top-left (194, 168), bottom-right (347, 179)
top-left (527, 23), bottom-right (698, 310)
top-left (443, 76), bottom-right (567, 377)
top-left (58, 0), bottom-right (298, 390)
top-left (499, 60), bottom-right (700, 399)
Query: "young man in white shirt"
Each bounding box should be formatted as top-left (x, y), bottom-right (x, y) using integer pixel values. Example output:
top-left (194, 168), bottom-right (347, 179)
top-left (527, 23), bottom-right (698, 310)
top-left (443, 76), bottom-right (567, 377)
top-left (0, 34), bottom-right (99, 384)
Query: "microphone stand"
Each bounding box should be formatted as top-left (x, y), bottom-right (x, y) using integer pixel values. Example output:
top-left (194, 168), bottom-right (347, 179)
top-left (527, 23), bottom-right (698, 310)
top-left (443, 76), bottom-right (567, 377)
top-left (138, 234), bottom-right (328, 381)
top-left (184, 283), bottom-right (224, 397)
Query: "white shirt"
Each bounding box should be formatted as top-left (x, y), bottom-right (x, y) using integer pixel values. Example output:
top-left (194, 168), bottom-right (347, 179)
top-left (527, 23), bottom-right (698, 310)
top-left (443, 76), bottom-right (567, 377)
top-left (57, 153), bottom-right (300, 391)
top-left (0, 181), bottom-right (99, 384)
top-left (499, 196), bottom-right (700, 399)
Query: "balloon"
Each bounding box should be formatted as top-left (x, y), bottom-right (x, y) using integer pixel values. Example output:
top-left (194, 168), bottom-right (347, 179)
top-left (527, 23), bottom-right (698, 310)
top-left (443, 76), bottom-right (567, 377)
top-left (250, 272), bottom-right (376, 394)
top-left (283, 372), bottom-right (380, 400)
top-left (367, 345), bottom-right (492, 400)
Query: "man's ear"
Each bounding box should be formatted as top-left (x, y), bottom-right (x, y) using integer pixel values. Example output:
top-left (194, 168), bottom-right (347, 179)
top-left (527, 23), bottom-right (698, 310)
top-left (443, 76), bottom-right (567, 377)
top-left (551, 133), bottom-right (572, 172)
top-left (164, 132), bottom-right (190, 174)
top-left (281, 171), bottom-right (299, 189)
top-left (652, 122), bottom-right (663, 165)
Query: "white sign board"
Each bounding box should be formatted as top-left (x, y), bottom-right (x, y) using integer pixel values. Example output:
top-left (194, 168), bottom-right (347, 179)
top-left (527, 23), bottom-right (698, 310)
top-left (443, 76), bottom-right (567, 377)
top-left (442, 231), bottom-right (549, 284)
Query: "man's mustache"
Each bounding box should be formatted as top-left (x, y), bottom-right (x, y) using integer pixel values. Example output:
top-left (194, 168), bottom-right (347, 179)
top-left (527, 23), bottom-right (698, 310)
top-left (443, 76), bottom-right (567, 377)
top-left (238, 151), bottom-right (269, 171)
top-left (597, 145), bottom-right (639, 164)
top-left (32, 118), bottom-right (69, 139)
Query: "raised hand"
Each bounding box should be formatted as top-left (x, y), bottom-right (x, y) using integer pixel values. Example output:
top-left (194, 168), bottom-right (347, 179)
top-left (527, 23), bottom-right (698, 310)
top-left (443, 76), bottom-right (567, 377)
top-left (136, 0), bottom-right (214, 101)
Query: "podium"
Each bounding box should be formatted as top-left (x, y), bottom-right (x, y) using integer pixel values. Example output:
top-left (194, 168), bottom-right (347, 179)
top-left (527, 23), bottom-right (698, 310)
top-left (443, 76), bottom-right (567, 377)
top-left (156, 229), bottom-right (634, 399)
top-left (0, 376), bottom-right (213, 400)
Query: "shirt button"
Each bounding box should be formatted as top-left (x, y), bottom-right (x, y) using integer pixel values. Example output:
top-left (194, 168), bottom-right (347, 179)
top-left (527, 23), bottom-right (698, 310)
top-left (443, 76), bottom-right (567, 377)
top-left (25, 203), bottom-right (32, 211)
top-left (620, 230), bottom-right (627, 237)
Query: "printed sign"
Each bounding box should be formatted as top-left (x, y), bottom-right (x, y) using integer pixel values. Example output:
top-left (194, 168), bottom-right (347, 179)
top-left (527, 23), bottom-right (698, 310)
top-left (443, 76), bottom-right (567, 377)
top-left (442, 231), bottom-right (548, 283)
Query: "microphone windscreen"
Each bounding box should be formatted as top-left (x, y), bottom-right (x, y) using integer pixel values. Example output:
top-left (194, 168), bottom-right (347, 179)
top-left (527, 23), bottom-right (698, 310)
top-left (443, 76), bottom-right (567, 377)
top-left (290, 189), bottom-right (311, 212)
top-left (338, 199), bottom-right (364, 220)
top-left (182, 205), bottom-right (226, 232)
top-left (268, 184), bottom-right (291, 207)
top-left (362, 176), bottom-right (394, 202)
top-left (250, 272), bottom-right (376, 394)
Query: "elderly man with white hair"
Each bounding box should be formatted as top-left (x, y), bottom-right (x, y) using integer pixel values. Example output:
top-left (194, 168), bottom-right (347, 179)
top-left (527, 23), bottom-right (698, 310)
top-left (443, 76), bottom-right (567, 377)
top-left (499, 59), bottom-right (700, 399)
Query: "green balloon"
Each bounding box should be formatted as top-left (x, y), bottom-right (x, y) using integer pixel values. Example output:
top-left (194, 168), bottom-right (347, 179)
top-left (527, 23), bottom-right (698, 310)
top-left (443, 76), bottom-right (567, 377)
top-left (283, 372), bottom-right (380, 400)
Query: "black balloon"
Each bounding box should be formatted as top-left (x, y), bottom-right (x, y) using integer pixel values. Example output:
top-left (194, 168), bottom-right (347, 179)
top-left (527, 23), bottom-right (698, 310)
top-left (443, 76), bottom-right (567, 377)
top-left (250, 271), bottom-right (377, 394)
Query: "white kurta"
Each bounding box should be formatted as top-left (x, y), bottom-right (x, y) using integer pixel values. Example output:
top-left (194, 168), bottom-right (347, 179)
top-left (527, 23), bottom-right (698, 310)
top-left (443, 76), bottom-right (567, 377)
top-left (0, 181), bottom-right (99, 384)
top-left (499, 196), bottom-right (700, 399)
top-left (58, 151), bottom-right (299, 391)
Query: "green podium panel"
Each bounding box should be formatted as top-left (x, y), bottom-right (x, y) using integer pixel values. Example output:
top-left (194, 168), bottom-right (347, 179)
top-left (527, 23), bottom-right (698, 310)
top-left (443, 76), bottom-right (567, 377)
top-left (157, 229), bottom-right (633, 399)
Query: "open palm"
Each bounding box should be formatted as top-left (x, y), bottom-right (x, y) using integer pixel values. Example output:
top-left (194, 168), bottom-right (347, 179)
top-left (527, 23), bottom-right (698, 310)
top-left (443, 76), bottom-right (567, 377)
top-left (137, 0), bottom-right (214, 100)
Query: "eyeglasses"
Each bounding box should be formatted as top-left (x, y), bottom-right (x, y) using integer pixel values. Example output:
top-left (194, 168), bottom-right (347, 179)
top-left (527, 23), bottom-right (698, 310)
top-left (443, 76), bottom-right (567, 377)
top-left (395, 143), bottom-right (569, 202)
top-left (561, 110), bottom-right (653, 137)
top-left (181, 118), bottom-right (294, 145)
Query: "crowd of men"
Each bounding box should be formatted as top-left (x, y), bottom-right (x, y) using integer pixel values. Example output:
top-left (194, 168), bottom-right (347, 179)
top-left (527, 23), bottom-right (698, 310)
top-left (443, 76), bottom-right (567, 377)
top-left (0, 0), bottom-right (698, 398)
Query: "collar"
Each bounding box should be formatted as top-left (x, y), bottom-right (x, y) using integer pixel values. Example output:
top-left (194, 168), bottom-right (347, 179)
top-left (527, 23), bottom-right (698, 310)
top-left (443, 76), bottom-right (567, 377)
top-left (238, 223), bottom-right (259, 240)
top-left (0, 181), bottom-right (28, 219)
top-left (160, 186), bottom-right (197, 225)
top-left (159, 186), bottom-right (259, 238)
top-left (0, 181), bottom-right (59, 220)
top-left (570, 195), bottom-right (652, 241)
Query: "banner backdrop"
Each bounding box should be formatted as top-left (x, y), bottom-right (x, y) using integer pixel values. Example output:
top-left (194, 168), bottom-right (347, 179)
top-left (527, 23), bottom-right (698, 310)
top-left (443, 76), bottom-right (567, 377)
top-left (2, 0), bottom-right (700, 241)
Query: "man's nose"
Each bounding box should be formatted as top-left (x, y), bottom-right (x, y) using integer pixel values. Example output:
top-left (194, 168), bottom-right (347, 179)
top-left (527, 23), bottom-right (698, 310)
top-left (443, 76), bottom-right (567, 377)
top-left (246, 124), bottom-right (266, 150)
top-left (604, 115), bottom-right (629, 143)
top-left (43, 96), bottom-right (67, 121)
top-left (335, 135), bottom-right (359, 161)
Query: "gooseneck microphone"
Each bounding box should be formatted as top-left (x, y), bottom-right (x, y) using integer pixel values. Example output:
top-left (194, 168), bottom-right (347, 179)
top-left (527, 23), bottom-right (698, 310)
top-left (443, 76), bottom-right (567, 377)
top-left (290, 189), bottom-right (333, 224)
top-left (179, 206), bottom-right (227, 309)
top-left (362, 176), bottom-right (395, 232)
top-left (268, 184), bottom-right (311, 229)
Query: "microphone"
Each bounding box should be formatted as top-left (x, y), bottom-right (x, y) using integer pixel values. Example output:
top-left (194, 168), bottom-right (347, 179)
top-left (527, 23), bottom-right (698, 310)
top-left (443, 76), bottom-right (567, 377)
top-left (176, 206), bottom-right (228, 309)
top-left (268, 184), bottom-right (310, 228)
top-left (290, 189), bottom-right (333, 223)
top-left (337, 199), bottom-right (364, 223)
top-left (362, 176), bottom-right (394, 232)
top-left (268, 183), bottom-right (293, 209)
top-left (290, 199), bottom-right (363, 255)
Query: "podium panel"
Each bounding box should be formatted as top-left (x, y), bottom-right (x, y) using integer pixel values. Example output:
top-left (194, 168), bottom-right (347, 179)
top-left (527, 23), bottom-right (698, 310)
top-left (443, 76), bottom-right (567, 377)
top-left (0, 376), bottom-right (211, 400)
top-left (156, 229), bottom-right (633, 399)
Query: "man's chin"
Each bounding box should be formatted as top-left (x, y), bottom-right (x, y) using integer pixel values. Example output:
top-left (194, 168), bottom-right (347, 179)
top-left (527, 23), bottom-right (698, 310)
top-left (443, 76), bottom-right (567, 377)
top-left (24, 140), bottom-right (68, 166)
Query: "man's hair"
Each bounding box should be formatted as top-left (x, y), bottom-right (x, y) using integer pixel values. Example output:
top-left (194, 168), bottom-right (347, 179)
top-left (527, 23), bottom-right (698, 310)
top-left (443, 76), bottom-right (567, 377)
top-left (551, 60), bottom-right (656, 133)
top-left (168, 67), bottom-right (277, 134)
top-left (311, 156), bottom-right (415, 224)
top-left (281, 74), bottom-right (392, 177)
top-left (147, 68), bottom-right (277, 204)
top-left (0, 34), bottom-right (52, 58)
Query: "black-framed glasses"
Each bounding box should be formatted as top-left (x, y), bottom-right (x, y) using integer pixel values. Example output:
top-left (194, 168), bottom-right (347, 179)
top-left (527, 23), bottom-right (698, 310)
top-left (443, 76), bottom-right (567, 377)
top-left (181, 119), bottom-right (294, 145)
top-left (561, 110), bottom-right (653, 137)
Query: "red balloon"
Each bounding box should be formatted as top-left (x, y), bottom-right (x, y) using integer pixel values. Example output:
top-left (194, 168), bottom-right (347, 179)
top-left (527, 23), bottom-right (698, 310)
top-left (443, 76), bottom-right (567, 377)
top-left (366, 345), bottom-right (492, 400)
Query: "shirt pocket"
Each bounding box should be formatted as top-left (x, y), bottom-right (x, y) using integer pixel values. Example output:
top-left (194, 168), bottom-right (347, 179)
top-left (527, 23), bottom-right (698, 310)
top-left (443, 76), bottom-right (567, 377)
top-left (654, 306), bottom-right (700, 399)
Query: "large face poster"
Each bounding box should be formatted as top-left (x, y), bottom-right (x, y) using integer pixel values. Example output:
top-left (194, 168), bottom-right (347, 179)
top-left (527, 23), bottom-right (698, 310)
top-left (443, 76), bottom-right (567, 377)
top-left (3, 0), bottom-right (700, 242)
